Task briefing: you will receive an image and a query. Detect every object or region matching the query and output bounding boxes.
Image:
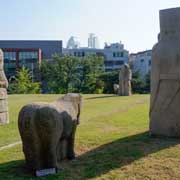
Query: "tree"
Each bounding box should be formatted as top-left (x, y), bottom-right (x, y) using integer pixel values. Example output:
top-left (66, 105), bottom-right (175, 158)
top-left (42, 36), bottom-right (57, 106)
top-left (42, 55), bottom-right (80, 93)
top-left (131, 71), bottom-right (146, 94)
top-left (144, 72), bottom-right (150, 93)
top-left (8, 66), bottom-right (41, 94)
top-left (42, 54), bottom-right (105, 94)
top-left (79, 54), bottom-right (105, 93)
top-left (100, 70), bottom-right (119, 93)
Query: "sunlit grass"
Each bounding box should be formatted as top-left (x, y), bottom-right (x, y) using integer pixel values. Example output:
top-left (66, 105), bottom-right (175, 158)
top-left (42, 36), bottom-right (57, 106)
top-left (0, 94), bottom-right (180, 180)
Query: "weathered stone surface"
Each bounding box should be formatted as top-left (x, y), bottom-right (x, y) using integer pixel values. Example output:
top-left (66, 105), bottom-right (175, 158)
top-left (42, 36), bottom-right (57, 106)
top-left (113, 84), bottom-right (119, 95)
top-left (0, 112), bottom-right (9, 124)
top-left (150, 7), bottom-right (180, 137)
top-left (0, 49), bottom-right (9, 125)
top-left (118, 64), bottom-right (132, 96)
top-left (18, 93), bottom-right (82, 175)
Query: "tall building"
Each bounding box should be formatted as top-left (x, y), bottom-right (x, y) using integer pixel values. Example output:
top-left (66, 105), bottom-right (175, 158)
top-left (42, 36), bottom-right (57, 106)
top-left (88, 33), bottom-right (99, 49)
top-left (130, 50), bottom-right (152, 79)
top-left (67, 36), bottom-right (80, 49)
top-left (0, 40), bottom-right (62, 81)
top-left (63, 41), bottom-right (129, 71)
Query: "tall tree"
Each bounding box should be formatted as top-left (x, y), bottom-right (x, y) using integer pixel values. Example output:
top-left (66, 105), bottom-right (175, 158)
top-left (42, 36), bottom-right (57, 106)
top-left (42, 55), bottom-right (80, 93)
top-left (100, 70), bottom-right (119, 93)
top-left (79, 54), bottom-right (105, 93)
top-left (131, 71), bottom-right (146, 94)
top-left (8, 66), bottom-right (41, 94)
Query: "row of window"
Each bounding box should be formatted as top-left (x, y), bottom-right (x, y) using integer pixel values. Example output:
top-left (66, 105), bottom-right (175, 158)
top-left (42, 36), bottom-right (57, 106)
top-left (4, 51), bottom-right (38, 62)
top-left (72, 51), bottom-right (125, 58)
top-left (19, 52), bottom-right (38, 59)
top-left (4, 52), bottom-right (16, 61)
top-left (74, 52), bottom-right (85, 57)
top-left (105, 61), bottom-right (124, 66)
top-left (140, 59), bottom-right (151, 66)
top-left (113, 52), bottom-right (124, 58)
top-left (138, 52), bottom-right (152, 57)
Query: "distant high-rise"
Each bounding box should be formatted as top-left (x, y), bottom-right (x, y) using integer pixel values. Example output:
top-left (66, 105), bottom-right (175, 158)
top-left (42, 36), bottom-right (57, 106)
top-left (67, 36), bottom-right (80, 49)
top-left (88, 33), bottom-right (99, 49)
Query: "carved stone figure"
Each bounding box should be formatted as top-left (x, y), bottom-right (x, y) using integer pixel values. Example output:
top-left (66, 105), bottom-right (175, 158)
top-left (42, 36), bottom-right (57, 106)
top-left (18, 93), bottom-right (82, 176)
top-left (118, 64), bottom-right (132, 96)
top-left (150, 8), bottom-right (180, 137)
top-left (0, 49), bottom-right (9, 124)
top-left (113, 84), bottom-right (119, 95)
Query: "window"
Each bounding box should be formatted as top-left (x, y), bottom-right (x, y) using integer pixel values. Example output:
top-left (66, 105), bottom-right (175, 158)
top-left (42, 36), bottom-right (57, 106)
top-left (4, 52), bottom-right (16, 61)
top-left (78, 52), bottom-right (81, 57)
top-left (115, 61), bottom-right (124, 65)
top-left (149, 60), bottom-right (151, 66)
top-left (113, 52), bottom-right (116, 57)
top-left (121, 52), bottom-right (124, 57)
top-left (141, 59), bottom-right (144, 63)
top-left (19, 52), bottom-right (38, 62)
top-left (147, 52), bottom-right (151, 56)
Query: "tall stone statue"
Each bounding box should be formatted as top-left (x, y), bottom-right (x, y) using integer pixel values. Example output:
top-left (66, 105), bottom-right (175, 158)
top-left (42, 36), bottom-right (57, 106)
top-left (118, 63), bottom-right (132, 96)
top-left (0, 49), bottom-right (8, 124)
top-left (150, 8), bottom-right (180, 137)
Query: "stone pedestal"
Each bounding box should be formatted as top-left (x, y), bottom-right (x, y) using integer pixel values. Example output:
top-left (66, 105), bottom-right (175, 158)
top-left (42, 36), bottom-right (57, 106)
top-left (0, 88), bottom-right (8, 124)
top-left (150, 8), bottom-right (180, 137)
top-left (0, 49), bottom-right (9, 125)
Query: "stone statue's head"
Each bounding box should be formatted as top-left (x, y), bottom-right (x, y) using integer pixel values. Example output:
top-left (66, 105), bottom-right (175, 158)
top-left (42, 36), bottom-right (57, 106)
top-left (61, 93), bottom-right (82, 125)
top-left (124, 63), bottom-right (130, 69)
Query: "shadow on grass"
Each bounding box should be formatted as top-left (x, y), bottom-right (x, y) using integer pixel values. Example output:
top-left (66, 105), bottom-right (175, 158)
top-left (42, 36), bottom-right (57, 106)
top-left (86, 95), bottom-right (117, 100)
top-left (0, 132), bottom-right (180, 179)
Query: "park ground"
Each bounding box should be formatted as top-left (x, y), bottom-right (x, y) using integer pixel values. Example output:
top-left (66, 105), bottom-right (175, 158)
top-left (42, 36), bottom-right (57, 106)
top-left (0, 94), bottom-right (180, 180)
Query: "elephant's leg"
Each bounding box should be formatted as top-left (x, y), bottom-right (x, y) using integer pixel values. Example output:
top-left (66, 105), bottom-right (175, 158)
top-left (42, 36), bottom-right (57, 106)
top-left (44, 143), bottom-right (57, 168)
top-left (67, 126), bottom-right (76, 160)
top-left (35, 108), bottom-right (63, 170)
top-left (57, 139), bottom-right (67, 161)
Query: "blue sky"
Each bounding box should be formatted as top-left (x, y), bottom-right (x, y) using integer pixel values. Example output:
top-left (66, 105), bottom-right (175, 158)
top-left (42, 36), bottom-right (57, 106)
top-left (0, 0), bottom-right (179, 52)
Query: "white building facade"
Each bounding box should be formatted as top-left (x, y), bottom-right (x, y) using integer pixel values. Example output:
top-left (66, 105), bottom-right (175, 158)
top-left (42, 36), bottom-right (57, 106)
top-left (130, 50), bottom-right (152, 79)
top-left (63, 42), bottom-right (129, 71)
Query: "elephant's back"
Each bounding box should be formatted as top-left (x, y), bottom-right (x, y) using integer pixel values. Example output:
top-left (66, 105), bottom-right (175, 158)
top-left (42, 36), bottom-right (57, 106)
top-left (18, 103), bottom-right (63, 136)
top-left (18, 103), bottom-right (63, 146)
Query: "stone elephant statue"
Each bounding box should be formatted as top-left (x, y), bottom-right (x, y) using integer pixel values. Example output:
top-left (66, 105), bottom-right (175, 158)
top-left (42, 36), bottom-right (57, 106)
top-left (18, 93), bottom-right (82, 175)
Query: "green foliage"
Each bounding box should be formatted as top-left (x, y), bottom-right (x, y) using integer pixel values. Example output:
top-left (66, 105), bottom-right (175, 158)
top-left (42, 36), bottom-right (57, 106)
top-left (144, 72), bottom-right (150, 92)
top-left (100, 70), bottom-right (119, 93)
top-left (8, 66), bottom-right (41, 94)
top-left (131, 71), bottom-right (150, 94)
top-left (42, 55), bottom-right (80, 93)
top-left (42, 54), bottom-right (105, 94)
top-left (79, 54), bottom-right (105, 93)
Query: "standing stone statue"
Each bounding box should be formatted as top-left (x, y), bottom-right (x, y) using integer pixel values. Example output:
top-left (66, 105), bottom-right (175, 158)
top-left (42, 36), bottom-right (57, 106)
top-left (150, 7), bottom-right (180, 137)
top-left (118, 63), bottom-right (132, 96)
top-left (0, 49), bottom-right (8, 125)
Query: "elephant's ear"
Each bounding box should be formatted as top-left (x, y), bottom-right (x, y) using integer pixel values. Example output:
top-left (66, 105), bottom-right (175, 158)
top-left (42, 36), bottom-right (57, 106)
top-left (77, 97), bottom-right (82, 125)
top-left (76, 104), bottom-right (80, 125)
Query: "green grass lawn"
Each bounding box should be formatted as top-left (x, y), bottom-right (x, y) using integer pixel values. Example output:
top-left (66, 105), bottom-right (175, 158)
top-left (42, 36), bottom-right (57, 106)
top-left (0, 94), bottom-right (180, 180)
